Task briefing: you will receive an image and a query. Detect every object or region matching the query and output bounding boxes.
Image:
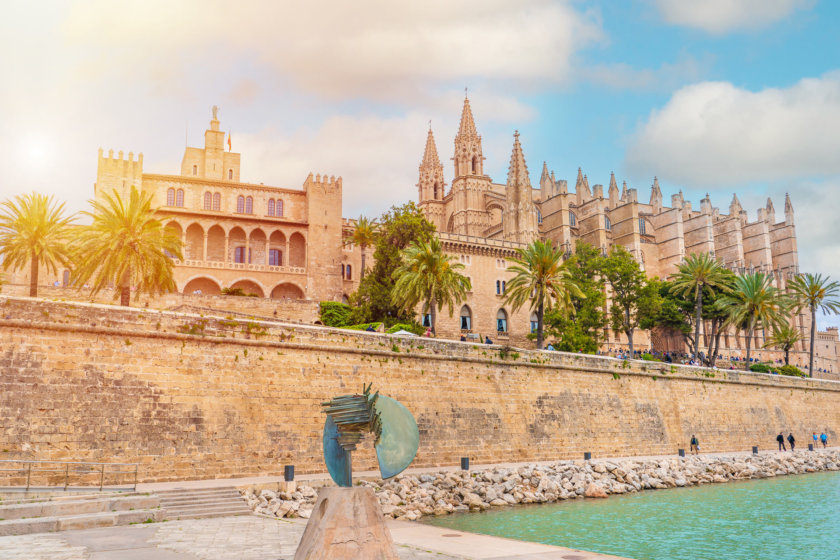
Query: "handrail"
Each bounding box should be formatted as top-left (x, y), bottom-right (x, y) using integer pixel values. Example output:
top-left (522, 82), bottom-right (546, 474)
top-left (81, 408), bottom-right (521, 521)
top-left (0, 459), bottom-right (139, 492)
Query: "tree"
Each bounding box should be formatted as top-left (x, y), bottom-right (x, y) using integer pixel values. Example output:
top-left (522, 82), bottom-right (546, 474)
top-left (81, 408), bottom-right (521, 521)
top-left (764, 323), bottom-right (802, 366)
top-left (600, 246), bottom-right (653, 355)
top-left (669, 252), bottom-right (732, 361)
top-left (0, 192), bottom-right (74, 297)
top-left (544, 241), bottom-right (606, 353)
top-left (351, 202), bottom-right (435, 325)
top-left (504, 239), bottom-right (583, 349)
top-left (71, 186), bottom-right (182, 306)
top-left (787, 273), bottom-right (840, 376)
top-left (716, 272), bottom-right (787, 370)
top-left (349, 215), bottom-right (377, 280)
top-left (391, 237), bottom-right (471, 335)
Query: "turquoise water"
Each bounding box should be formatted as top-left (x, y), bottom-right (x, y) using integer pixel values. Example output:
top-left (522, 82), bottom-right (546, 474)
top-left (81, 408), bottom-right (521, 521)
top-left (423, 471), bottom-right (840, 560)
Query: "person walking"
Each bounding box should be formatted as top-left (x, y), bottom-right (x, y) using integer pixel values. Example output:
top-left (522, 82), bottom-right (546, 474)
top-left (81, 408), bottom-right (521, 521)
top-left (690, 435), bottom-right (700, 455)
top-left (813, 432), bottom-right (819, 449)
top-left (821, 432), bottom-right (828, 448)
top-left (787, 433), bottom-right (795, 451)
top-left (776, 432), bottom-right (786, 451)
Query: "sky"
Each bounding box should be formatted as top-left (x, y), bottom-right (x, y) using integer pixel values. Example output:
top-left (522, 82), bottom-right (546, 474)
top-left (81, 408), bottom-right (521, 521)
top-left (1, 0), bottom-right (838, 326)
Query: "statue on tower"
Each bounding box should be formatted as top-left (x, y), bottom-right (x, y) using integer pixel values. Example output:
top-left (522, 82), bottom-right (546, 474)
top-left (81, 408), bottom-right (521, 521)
top-left (211, 105), bottom-right (219, 120)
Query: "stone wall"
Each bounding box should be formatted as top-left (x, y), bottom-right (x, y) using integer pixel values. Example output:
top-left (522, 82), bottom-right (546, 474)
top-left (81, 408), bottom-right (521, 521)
top-left (1, 296), bottom-right (838, 483)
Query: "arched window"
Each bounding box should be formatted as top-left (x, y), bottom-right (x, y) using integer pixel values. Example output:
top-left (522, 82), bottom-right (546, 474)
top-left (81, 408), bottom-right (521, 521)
top-left (166, 188), bottom-right (175, 206)
top-left (569, 211), bottom-right (577, 227)
top-left (422, 313), bottom-right (431, 327)
top-left (530, 312), bottom-right (539, 334)
top-left (341, 264), bottom-right (345, 278)
top-left (346, 264), bottom-right (352, 280)
top-left (204, 192), bottom-right (212, 210)
top-left (605, 216), bottom-right (611, 231)
top-left (639, 217), bottom-right (647, 235)
top-left (192, 164), bottom-right (197, 176)
top-left (471, 155), bottom-right (478, 174)
top-left (176, 189), bottom-right (184, 207)
top-left (502, 280), bottom-right (506, 294)
top-left (245, 196), bottom-right (253, 214)
top-left (228, 169), bottom-right (233, 180)
top-left (268, 199), bottom-right (275, 217)
top-left (496, 309), bottom-right (508, 333)
top-left (236, 195), bottom-right (245, 213)
top-left (537, 209), bottom-right (542, 224)
top-left (460, 305), bottom-right (472, 331)
top-left (496, 280), bottom-right (501, 295)
top-left (276, 199), bottom-right (284, 217)
top-left (269, 249), bottom-right (281, 266)
top-left (234, 246), bottom-right (248, 264)
top-left (212, 192), bottom-right (221, 211)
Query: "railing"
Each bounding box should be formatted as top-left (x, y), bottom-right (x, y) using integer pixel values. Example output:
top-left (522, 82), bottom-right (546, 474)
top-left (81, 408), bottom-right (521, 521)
top-left (0, 460), bottom-right (139, 492)
top-left (173, 259), bottom-right (306, 274)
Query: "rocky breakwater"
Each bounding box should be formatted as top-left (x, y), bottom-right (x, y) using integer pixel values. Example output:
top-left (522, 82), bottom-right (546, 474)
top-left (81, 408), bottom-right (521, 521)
top-left (242, 450), bottom-right (840, 521)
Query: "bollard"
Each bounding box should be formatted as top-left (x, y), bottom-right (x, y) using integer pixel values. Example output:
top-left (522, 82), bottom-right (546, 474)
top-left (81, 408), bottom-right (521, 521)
top-left (752, 446), bottom-right (759, 455)
top-left (808, 444), bottom-right (814, 451)
top-left (460, 457), bottom-right (470, 471)
top-left (584, 452), bottom-right (592, 461)
top-left (284, 465), bottom-right (295, 482)
top-left (678, 449), bottom-right (685, 457)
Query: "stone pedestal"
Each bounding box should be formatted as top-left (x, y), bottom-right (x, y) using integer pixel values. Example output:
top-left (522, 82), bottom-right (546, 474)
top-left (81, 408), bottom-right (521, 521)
top-left (294, 487), bottom-right (397, 560)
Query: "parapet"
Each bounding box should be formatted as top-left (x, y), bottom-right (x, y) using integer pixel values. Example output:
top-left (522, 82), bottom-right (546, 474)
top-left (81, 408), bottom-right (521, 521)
top-left (98, 148), bottom-right (144, 178)
top-left (304, 172), bottom-right (343, 191)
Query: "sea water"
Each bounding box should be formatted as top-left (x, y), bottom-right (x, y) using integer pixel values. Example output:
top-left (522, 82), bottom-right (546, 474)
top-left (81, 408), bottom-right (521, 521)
top-left (423, 470), bottom-right (840, 560)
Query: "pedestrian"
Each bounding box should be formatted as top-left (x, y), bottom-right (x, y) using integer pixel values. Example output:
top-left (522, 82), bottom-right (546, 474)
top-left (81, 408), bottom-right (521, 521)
top-left (459, 334), bottom-right (466, 342)
top-left (787, 433), bottom-right (795, 451)
top-left (776, 432), bottom-right (786, 451)
top-left (690, 435), bottom-right (699, 455)
top-left (820, 432), bottom-right (828, 448)
top-left (546, 343), bottom-right (555, 351)
top-left (813, 432), bottom-right (819, 448)
top-left (484, 335), bottom-right (492, 345)
top-left (423, 327), bottom-right (432, 338)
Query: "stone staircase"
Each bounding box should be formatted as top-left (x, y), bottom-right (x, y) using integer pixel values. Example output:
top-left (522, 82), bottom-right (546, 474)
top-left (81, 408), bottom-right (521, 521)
top-left (157, 487), bottom-right (252, 520)
top-left (0, 492), bottom-right (163, 536)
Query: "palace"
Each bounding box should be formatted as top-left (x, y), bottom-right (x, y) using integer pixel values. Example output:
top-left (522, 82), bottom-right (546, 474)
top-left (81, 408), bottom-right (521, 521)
top-left (416, 96), bottom-right (836, 374)
top-left (91, 107), bottom-right (363, 303)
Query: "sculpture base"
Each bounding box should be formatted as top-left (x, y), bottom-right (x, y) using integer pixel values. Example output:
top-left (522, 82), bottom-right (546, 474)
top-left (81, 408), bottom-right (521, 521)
top-left (294, 486), bottom-right (398, 560)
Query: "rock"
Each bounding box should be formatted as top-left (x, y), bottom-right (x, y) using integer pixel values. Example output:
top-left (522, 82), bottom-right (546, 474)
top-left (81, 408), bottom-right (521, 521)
top-left (584, 483), bottom-right (608, 499)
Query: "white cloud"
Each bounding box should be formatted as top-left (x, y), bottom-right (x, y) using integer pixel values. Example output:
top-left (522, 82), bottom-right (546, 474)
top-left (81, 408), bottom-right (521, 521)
top-left (578, 55), bottom-right (713, 92)
top-left (653, 0), bottom-right (814, 33)
top-left (625, 72), bottom-right (840, 187)
top-left (61, 0), bottom-right (604, 101)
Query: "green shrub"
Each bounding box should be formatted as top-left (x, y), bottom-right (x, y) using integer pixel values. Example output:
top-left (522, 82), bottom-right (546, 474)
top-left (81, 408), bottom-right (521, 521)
top-left (320, 301), bottom-right (353, 327)
top-left (749, 363), bottom-right (771, 373)
top-left (641, 353), bottom-right (662, 362)
top-left (386, 322), bottom-right (424, 335)
top-left (779, 364), bottom-right (805, 377)
top-left (221, 287), bottom-right (259, 297)
top-left (342, 322), bottom-right (383, 332)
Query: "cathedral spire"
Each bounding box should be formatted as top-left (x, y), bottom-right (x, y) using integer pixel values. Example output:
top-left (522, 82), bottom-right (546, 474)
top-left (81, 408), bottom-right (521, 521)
top-left (650, 176), bottom-right (663, 210)
top-left (608, 172), bottom-right (620, 206)
top-left (506, 131), bottom-right (530, 188)
top-left (418, 127), bottom-right (445, 203)
top-left (729, 193), bottom-right (742, 215)
top-left (453, 95), bottom-right (483, 178)
top-left (421, 127), bottom-right (440, 167)
top-left (503, 131), bottom-right (538, 244)
top-left (540, 161), bottom-right (550, 186)
top-left (784, 192), bottom-right (794, 225)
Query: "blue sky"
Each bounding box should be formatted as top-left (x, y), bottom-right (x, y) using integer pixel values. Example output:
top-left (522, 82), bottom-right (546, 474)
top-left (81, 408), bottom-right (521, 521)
top-left (0, 0), bottom-right (838, 325)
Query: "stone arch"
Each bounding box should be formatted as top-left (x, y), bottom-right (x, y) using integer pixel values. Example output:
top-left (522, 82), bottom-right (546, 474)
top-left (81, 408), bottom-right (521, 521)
top-left (206, 225), bottom-right (225, 262)
top-left (185, 223), bottom-right (204, 260)
top-left (228, 279), bottom-right (265, 297)
top-left (289, 232), bottom-right (306, 268)
top-left (271, 282), bottom-right (305, 300)
top-left (447, 214), bottom-right (455, 232)
top-left (486, 202), bottom-right (504, 226)
top-left (496, 308), bottom-right (508, 333)
top-left (229, 227), bottom-right (247, 263)
top-left (269, 231), bottom-right (286, 266)
top-left (183, 276), bottom-right (222, 295)
top-left (165, 220), bottom-right (183, 238)
top-left (249, 228), bottom-right (267, 265)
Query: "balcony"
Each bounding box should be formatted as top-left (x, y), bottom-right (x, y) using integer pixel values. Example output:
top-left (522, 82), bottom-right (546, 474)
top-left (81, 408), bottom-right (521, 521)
top-left (173, 259), bottom-right (306, 275)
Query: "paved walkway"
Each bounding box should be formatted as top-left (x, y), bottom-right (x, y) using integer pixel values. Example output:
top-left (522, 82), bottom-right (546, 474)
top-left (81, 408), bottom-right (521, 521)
top-left (0, 515), bottom-right (627, 559)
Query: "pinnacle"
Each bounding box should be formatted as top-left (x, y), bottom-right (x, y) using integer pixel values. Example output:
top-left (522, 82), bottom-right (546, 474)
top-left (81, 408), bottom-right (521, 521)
top-left (421, 128), bottom-right (440, 167)
top-left (457, 96), bottom-right (479, 139)
top-left (540, 162), bottom-right (550, 184)
top-left (609, 171), bottom-right (618, 191)
top-left (506, 131), bottom-right (530, 188)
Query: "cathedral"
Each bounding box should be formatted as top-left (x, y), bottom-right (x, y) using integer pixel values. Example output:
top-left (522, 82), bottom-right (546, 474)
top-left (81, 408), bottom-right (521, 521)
top-left (417, 96), bottom-right (817, 366)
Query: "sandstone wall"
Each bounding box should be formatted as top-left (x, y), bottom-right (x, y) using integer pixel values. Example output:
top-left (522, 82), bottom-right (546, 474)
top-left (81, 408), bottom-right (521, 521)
top-left (1, 296), bottom-right (838, 483)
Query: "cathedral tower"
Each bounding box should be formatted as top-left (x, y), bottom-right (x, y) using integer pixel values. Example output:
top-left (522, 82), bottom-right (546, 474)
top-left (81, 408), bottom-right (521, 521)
top-left (447, 95), bottom-right (493, 236)
top-left (418, 127), bottom-right (445, 202)
top-left (503, 131), bottom-right (539, 244)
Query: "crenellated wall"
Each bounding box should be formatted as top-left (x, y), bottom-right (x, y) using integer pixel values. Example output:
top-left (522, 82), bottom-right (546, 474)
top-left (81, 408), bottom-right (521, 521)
top-left (1, 297), bottom-right (838, 483)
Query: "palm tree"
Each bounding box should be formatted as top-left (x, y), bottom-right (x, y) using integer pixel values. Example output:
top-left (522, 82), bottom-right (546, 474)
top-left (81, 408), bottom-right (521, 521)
top-left (391, 237), bottom-right (470, 335)
top-left (71, 186), bottom-right (182, 306)
top-left (787, 273), bottom-right (840, 376)
top-left (669, 252), bottom-right (731, 361)
top-left (504, 239), bottom-right (583, 349)
top-left (0, 192), bottom-right (74, 297)
top-left (350, 215), bottom-right (377, 280)
top-left (716, 272), bottom-right (787, 369)
top-left (763, 323), bottom-right (802, 366)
